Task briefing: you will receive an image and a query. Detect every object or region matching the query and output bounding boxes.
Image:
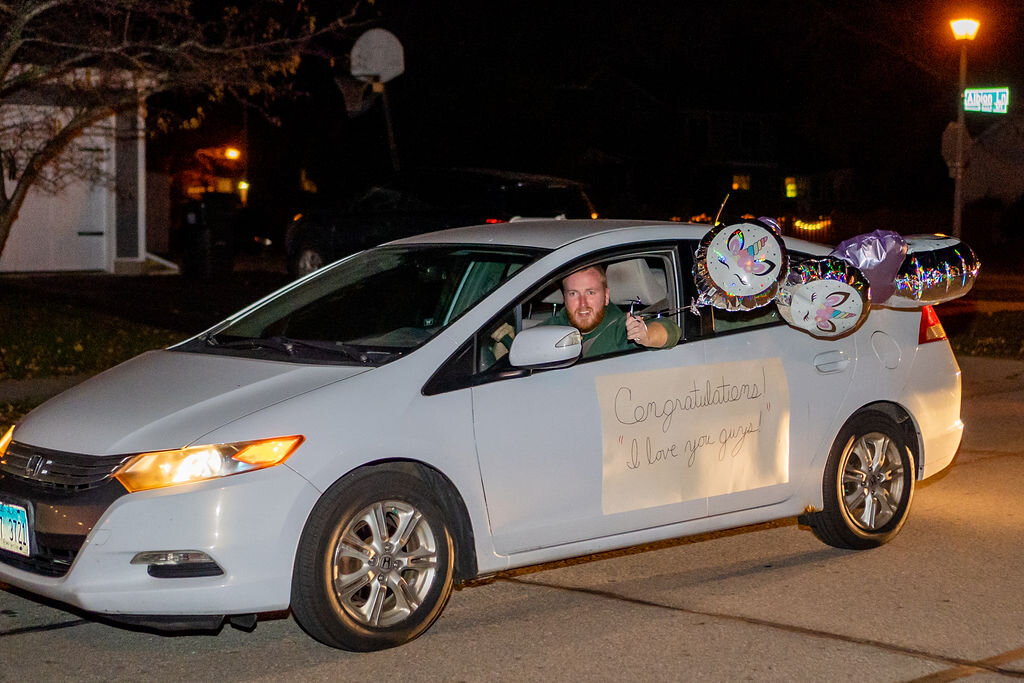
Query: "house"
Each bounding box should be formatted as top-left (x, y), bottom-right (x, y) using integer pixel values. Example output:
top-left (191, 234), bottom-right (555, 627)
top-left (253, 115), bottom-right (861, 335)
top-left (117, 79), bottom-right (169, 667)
top-left (0, 106), bottom-right (150, 274)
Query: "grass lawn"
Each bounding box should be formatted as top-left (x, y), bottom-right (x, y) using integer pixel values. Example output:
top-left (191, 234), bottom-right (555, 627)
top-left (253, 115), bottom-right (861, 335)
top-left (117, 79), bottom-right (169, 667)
top-left (1, 398), bottom-right (43, 431)
top-left (1, 287), bottom-right (183, 432)
top-left (945, 310), bottom-right (1024, 359)
top-left (0, 287), bottom-right (183, 381)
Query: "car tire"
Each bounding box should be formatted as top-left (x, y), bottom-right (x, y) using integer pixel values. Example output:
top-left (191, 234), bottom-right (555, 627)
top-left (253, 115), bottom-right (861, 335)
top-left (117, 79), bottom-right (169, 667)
top-left (290, 467), bottom-right (456, 651)
top-left (802, 411), bottom-right (915, 550)
top-left (289, 241), bottom-right (327, 277)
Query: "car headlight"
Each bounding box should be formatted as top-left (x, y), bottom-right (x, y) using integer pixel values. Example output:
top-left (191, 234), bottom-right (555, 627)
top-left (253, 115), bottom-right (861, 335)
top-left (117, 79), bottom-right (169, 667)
top-left (115, 435), bottom-right (303, 492)
top-left (0, 426), bottom-right (13, 459)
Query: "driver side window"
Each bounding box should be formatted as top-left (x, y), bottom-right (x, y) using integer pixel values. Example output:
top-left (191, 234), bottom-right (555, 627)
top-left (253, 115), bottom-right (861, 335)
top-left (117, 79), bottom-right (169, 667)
top-left (475, 250), bottom-right (679, 373)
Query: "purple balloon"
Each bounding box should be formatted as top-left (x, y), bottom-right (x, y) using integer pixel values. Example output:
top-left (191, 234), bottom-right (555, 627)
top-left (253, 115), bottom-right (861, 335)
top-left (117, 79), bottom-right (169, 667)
top-left (756, 216), bottom-right (783, 234)
top-left (830, 230), bottom-right (907, 304)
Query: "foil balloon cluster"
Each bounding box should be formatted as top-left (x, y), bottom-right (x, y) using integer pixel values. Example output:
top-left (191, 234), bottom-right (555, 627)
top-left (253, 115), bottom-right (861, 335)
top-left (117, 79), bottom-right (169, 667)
top-left (693, 221), bottom-right (981, 339)
top-left (693, 218), bottom-right (789, 311)
top-left (828, 230), bottom-right (980, 308)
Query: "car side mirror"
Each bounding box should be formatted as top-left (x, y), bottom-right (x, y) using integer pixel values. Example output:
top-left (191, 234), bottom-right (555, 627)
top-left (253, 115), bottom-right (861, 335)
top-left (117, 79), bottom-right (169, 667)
top-left (509, 325), bottom-right (582, 369)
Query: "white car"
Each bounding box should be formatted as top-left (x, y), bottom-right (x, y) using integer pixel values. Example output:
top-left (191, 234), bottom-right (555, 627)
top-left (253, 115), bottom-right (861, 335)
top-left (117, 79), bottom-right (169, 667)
top-left (0, 220), bottom-right (963, 651)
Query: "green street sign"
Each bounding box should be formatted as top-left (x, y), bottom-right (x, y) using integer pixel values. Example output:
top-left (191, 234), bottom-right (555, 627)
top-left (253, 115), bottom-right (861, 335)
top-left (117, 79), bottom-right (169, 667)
top-left (964, 87), bottom-right (1009, 114)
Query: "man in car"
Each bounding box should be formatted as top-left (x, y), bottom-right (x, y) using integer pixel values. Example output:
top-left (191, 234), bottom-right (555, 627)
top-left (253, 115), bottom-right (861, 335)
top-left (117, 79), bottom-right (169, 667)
top-left (550, 264), bottom-right (681, 358)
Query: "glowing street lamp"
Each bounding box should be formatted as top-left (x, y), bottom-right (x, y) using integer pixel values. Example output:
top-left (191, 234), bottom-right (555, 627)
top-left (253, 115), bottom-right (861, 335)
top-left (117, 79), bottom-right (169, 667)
top-left (950, 18), bottom-right (979, 42)
top-left (950, 18), bottom-right (979, 239)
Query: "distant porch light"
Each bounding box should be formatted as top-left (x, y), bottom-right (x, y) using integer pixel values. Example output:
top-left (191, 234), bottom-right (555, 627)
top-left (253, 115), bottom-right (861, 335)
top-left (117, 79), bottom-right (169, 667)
top-left (785, 177), bottom-right (798, 198)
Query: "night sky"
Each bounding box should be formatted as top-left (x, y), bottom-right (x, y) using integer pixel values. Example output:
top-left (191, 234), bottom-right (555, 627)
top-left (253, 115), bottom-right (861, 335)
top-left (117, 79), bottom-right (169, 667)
top-left (160, 1), bottom-right (1024, 226)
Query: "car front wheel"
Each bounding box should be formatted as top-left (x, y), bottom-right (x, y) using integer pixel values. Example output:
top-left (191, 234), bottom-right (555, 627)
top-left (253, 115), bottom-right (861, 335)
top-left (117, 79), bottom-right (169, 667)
top-left (291, 468), bottom-right (455, 651)
top-left (802, 412), bottom-right (915, 550)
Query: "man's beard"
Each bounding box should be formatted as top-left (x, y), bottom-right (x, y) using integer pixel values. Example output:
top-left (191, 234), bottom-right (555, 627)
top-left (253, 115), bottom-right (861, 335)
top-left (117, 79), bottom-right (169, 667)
top-left (568, 304), bottom-right (606, 333)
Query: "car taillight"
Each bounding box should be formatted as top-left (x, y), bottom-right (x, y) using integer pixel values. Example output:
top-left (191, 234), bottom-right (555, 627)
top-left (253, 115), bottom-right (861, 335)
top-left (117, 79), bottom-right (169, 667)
top-left (485, 218), bottom-right (507, 224)
top-left (919, 305), bottom-right (947, 344)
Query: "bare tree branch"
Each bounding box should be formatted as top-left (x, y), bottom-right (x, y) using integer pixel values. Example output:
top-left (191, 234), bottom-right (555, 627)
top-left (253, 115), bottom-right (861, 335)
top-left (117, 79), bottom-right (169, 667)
top-left (0, 0), bottom-right (367, 258)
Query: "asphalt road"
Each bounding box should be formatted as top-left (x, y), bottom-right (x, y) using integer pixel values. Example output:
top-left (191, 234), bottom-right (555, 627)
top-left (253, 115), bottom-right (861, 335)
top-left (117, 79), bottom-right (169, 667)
top-left (1, 359), bottom-right (1022, 682)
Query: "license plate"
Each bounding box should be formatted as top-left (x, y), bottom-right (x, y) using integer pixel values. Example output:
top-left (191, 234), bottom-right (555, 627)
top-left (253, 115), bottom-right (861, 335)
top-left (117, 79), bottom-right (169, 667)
top-left (0, 500), bottom-right (30, 557)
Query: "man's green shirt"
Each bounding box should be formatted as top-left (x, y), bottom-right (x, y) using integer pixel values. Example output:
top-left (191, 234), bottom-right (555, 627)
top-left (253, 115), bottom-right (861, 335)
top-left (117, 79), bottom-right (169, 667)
top-left (549, 305), bottom-right (681, 358)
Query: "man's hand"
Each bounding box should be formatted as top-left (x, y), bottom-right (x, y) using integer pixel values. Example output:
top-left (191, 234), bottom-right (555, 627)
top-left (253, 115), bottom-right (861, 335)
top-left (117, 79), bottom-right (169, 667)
top-left (626, 314), bottom-right (668, 348)
top-left (489, 322), bottom-right (516, 359)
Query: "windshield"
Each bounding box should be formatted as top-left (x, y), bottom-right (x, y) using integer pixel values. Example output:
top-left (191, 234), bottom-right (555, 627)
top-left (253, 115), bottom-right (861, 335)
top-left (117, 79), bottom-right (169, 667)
top-left (184, 245), bottom-right (541, 365)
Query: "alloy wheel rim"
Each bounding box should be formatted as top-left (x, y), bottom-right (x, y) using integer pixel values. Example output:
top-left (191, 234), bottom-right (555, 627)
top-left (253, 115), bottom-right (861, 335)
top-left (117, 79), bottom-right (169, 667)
top-left (330, 500), bottom-right (439, 627)
top-left (840, 431), bottom-right (905, 531)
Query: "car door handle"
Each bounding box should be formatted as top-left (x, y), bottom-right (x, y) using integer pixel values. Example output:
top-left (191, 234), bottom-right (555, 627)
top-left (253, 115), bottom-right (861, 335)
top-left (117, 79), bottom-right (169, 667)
top-left (813, 349), bottom-right (850, 374)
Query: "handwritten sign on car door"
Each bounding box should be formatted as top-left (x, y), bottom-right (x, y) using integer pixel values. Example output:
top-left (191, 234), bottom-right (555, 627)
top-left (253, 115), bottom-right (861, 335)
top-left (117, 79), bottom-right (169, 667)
top-left (597, 357), bottom-right (790, 515)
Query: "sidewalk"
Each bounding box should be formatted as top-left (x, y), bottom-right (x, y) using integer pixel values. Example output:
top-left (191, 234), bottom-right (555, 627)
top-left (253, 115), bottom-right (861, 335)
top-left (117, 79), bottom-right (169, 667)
top-left (0, 254), bottom-right (292, 333)
top-left (958, 355), bottom-right (1024, 399)
top-left (957, 355), bottom-right (1024, 458)
top-left (0, 374), bottom-right (93, 404)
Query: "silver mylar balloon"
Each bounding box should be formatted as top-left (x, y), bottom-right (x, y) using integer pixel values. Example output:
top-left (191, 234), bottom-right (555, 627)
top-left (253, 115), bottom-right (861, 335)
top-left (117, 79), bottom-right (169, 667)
top-left (885, 234), bottom-right (981, 308)
top-left (777, 257), bottom-right (870, 338)
top-left (693, 221), bottom-right (789, 311)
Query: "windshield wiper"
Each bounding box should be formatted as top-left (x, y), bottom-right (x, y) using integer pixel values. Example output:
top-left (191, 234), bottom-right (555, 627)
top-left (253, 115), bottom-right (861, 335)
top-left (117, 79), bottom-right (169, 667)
top-left (205, 335), bottom-right (376, 364)
top-left (206, 335), bottom-right (298, 354)
top-left (282, 337), bottom-right (375, 364)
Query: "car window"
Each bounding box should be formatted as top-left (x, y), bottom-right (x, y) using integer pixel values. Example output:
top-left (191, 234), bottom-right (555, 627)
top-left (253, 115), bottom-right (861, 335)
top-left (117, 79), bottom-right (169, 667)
top-left (476, 249), bottom-right (679, 374)
top-left (185, 246), bottom-right (542, 365)
top-left (354, 186), bottom-right (433, 213)
top-left (367, 171), bottom-right (495, 215)
top-left (445, 260), bottom-right (526, 321)
top-left (706, 305), bottom-right (783, 333)
top-left (412, 173), bottom-right (493, 212)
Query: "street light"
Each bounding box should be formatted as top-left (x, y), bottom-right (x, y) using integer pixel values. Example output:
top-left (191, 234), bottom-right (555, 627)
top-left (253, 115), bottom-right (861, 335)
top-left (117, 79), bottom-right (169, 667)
top-left (950, 18), bottom-right (979, 239)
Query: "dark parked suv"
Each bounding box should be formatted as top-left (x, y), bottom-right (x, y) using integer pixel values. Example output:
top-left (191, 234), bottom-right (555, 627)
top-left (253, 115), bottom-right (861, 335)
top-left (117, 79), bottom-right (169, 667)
top-left (285, 168), bottom-right (597, 276)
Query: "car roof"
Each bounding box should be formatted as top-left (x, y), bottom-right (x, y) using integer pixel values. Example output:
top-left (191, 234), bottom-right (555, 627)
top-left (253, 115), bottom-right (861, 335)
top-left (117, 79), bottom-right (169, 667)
top-left (390, 218), bottom-right (833, 255)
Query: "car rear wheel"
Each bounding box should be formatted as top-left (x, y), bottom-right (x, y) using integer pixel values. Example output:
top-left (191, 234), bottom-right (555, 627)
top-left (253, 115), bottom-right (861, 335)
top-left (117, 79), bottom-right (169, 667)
top-left (291, 468), bottom-right (455, 651)
top-left (802, 412), bottom-right (915, 550)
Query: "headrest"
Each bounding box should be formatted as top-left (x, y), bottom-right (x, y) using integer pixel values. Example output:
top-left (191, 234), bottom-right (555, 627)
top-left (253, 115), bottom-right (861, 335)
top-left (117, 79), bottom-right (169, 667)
top-left (542, 259), bottom-right (667, 307)
top-left (606, 259), bottom-right (667, 306)
top-left (543, 289), bottom-right (564, 305)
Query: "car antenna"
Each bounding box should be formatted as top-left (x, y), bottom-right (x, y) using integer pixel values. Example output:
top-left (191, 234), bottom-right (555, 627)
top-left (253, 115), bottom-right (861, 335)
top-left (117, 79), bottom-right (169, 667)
top-left (714, 193), bottom-right (730, 226)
